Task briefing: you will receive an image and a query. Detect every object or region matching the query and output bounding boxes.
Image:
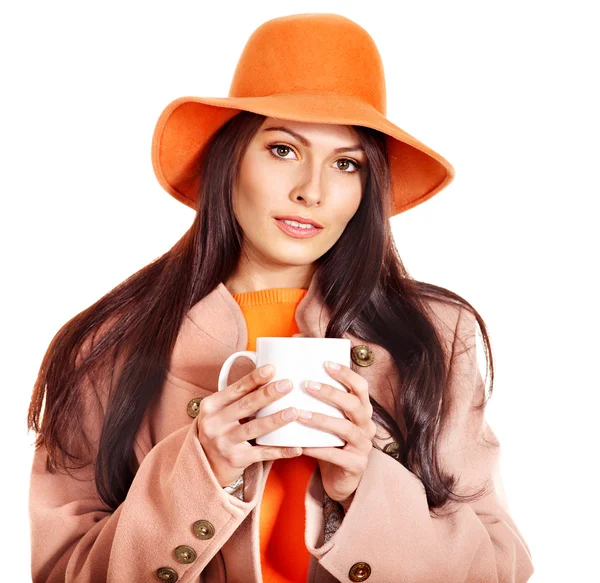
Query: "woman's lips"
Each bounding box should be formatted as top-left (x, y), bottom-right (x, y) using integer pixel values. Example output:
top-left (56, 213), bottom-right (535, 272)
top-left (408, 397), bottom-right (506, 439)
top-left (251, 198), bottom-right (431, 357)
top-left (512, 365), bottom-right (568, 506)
top-left (274, 218), bottom-right (323, 239)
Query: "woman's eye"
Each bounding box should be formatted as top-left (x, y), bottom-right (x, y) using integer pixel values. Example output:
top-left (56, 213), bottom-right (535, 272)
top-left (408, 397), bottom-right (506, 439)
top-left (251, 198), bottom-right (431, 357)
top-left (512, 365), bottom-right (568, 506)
top-left (334, 159), bottom-right (360, 173)
top-left (267, 143), bottom-right (361, 173)
top-left (268, 144), bottom-right (297, 160)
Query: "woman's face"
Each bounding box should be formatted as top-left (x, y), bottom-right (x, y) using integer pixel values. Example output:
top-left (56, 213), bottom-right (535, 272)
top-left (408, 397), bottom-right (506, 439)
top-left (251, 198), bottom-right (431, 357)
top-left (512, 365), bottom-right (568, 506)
top-left (232, 117), bottom-right (367, 271)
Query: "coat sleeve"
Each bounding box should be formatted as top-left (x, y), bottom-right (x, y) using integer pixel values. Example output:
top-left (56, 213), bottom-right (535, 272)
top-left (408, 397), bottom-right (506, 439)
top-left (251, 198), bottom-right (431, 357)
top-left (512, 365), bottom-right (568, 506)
top-left (304, 305), bottom-right (535, 582)
top-left (28, 354), bottom-right (260, 582)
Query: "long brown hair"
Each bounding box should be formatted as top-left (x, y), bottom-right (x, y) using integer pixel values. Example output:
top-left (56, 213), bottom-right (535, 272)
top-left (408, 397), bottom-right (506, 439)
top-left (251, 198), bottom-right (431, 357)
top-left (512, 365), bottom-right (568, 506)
top-left (28, 111), bottom-right (496, 515)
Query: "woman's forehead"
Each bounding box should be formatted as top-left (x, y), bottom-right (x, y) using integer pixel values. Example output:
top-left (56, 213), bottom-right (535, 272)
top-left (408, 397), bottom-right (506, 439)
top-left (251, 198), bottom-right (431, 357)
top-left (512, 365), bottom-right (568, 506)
top-left (259, 117), bottom-right (359, 140)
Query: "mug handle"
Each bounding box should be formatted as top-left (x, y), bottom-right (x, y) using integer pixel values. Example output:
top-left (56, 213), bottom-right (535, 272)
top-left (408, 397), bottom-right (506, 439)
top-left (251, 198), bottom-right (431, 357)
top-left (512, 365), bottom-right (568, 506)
top-left (217, 351), bottom-right (257, 391)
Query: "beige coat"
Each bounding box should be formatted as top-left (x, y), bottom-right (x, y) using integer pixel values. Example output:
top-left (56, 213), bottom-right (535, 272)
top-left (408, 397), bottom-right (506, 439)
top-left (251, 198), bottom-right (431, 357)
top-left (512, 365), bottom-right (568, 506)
top-left (29, 276), bottom-right (534, 582)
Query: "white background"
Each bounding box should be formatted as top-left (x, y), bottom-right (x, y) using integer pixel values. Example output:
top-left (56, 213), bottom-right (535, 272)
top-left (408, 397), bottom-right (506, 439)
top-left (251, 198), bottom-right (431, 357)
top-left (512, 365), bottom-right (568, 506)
top-left (2, 1), bottom-right (598, 580)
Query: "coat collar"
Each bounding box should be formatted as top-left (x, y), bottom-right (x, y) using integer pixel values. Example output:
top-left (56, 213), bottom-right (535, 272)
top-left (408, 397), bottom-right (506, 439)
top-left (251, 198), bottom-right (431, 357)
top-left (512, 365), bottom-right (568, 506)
top-left (188, 268), bottom-right (329, 350)
top-left (169, 272), bottom-right (395, 403)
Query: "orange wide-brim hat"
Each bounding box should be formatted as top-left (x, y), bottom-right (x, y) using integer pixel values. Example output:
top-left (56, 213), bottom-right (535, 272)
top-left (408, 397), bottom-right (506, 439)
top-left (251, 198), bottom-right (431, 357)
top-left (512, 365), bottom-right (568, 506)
top-left (151, 13), bottom-right (455, 217)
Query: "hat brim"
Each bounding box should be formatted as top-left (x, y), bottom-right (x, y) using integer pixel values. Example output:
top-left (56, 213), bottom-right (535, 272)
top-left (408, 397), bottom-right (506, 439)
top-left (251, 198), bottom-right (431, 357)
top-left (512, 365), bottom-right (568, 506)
top-left (151, 92), bottom-right (455, 215)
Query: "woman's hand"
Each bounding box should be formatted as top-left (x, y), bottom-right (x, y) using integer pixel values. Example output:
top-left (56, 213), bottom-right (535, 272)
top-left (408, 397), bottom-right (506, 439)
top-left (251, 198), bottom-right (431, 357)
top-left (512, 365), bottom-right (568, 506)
top-left (197, 365), bottom-right (303, 488)
top-left (297, 361), bottom-right (377, 511)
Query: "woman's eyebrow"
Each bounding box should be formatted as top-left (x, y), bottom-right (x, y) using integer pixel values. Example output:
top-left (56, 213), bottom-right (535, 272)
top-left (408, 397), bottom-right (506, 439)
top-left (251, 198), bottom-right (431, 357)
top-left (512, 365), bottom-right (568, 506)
top-left (261, 126), bottom-right (364, 153)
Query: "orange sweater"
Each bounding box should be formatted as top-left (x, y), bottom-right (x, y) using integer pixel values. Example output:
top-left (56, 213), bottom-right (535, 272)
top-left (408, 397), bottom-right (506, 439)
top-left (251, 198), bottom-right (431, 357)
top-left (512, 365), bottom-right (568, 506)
top-left (231, 287), bottom-right (318, 583)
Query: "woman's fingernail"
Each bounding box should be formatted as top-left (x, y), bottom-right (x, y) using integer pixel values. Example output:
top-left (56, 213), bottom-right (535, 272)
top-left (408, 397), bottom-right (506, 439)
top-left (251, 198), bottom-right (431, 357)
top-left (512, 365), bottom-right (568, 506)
top-left (298, 409), bottom-right (313, 419)
top-left (261, 364), bottom-right (275, 377)
top-left (326, 361), bottom-right (340, 370)
top-left (282, 407), bottom-right (298, 420)
top-left (276, 379), bottom-right (292, 392)
top-left (306, 380), bottom-right (321, 391)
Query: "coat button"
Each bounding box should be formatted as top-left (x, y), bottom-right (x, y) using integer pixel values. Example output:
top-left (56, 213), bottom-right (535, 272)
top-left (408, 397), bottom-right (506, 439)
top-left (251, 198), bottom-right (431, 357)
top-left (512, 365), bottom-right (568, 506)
top-left (156, 567), bottom-right (178, 582)
top-left (174, 545), bottom-right (197, 563)
top-left (383, 441), bottom-right (401, 460)
top-left (193, 519), bottom-right (215, 539)
top-left (349, 561), bottom-right (371, 581)
top-left (187, 397), bottom-right (203, 418)
top-left (351, 345), bottom-right (375, 367)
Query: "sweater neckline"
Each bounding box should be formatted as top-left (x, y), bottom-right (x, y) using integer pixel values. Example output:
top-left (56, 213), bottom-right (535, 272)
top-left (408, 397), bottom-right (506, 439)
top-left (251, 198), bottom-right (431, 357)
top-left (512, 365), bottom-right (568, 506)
top-left (231, 287), bottom-right (308, 307)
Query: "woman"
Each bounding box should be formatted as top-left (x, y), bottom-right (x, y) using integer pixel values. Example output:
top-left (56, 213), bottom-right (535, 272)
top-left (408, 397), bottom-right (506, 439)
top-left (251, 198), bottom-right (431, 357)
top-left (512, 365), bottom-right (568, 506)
top-left (27, 13), bottom-right (534, 583)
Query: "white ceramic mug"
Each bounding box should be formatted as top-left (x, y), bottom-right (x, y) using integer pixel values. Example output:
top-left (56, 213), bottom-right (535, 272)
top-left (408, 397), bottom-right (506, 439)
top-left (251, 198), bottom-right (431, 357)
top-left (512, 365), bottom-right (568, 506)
top-left (217, 337), bottom-right (351, 447)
